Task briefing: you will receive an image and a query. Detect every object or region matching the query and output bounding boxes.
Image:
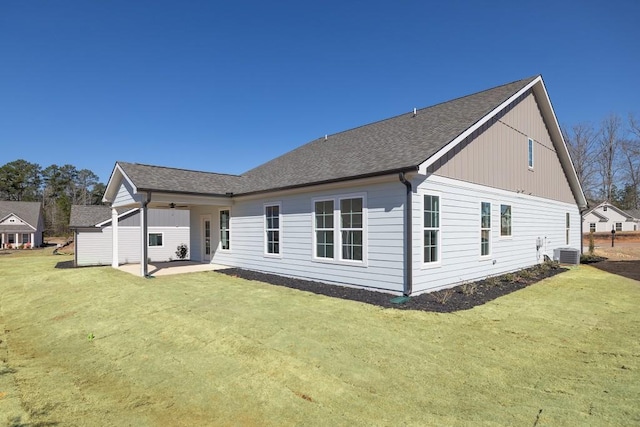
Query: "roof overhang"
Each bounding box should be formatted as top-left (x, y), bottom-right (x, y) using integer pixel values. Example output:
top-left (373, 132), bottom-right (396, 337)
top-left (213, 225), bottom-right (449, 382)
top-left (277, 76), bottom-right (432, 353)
top-left (417, 76), bottom-right (588, 210)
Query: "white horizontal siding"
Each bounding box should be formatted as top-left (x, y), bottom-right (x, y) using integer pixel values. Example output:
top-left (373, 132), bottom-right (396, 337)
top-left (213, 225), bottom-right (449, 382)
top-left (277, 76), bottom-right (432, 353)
top-left (76, 226), bottom-right (190, 266)
top-left (210, 181), bottom-right (406, 292)
top-left (412, 175), bottom-right (581, 293)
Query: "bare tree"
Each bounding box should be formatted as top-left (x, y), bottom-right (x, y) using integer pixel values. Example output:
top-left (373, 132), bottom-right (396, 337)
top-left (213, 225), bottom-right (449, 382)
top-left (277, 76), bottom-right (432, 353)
top-left (562, 123), bottom-right (599, 199)
top-left (596, 114), bottom-right (624, 202)
top-left (620, 114), bottom-right (640, 209)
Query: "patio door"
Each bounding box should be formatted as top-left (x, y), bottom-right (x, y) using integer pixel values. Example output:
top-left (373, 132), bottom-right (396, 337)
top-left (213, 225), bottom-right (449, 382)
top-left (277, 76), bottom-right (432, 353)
top-left (202, 215), bottom-right (212, 262)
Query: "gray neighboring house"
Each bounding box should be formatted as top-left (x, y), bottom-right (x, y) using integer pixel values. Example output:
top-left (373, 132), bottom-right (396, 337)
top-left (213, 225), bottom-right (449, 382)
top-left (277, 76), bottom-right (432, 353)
top-left (0, 201), bottom-right (44, 249)
top-left (102, 75), bottom-right (587, 295)
top-left (69, 205), bottom-right (190, 267)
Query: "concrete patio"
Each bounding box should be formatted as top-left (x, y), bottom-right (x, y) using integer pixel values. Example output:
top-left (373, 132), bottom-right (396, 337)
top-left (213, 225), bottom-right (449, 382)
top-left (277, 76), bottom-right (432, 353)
top-left (117, 261), bottom-right (230, 277)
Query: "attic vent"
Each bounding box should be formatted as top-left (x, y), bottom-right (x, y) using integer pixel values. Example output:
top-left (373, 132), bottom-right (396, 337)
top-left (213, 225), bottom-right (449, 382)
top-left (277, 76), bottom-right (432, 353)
top-left (553, 248), bottom-right (580, 265)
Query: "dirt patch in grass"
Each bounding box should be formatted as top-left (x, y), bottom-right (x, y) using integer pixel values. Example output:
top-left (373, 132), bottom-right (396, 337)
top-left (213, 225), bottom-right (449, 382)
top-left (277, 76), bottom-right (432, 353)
top-left (219, 263), bottom-right (567, 312)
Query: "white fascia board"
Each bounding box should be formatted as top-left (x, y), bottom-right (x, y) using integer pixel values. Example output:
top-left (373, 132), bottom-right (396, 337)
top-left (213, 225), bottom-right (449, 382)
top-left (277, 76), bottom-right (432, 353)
top-left (148, 192), bottom-right (232, 207)
top-left (102, 163), bottom-right (139, 204)
top-left (95, 208), bottom-right (140, 227)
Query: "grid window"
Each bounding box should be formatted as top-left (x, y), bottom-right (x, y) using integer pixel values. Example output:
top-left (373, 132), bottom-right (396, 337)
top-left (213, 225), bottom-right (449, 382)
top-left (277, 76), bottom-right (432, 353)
top-left (340, 198), bottom-right (363, 261)
top-left (424, 195), bottom-right (440, 263)
top-left (148, 233), bottom-right (163, 247)
top-left (315, 200), bottom-right (334, 258)
top-left (590, 223), bottom-right (596, 233)
top-left (501, 204), bottom-right (512, 236)
top-left (220, 210), bottom-right (230, 250)
top-left (481, 202), bottom-right (491, 256)
top-left (615, 222), bottom-right (622, 232)
top-left (265, 205), bottom-right (280, 254)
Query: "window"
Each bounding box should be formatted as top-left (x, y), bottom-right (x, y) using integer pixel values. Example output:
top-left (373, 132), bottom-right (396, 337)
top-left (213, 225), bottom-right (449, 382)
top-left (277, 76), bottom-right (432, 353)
top-left (314, 200), bottom-right (334, 259)
top-left (528, 138), bottom-right (534, 169)
top-left (500, 204), bottom-right (512, 237)
top-left (565, 213), bottom-right (570, 245)
top-left (220, 210), bottom-right (230, 250)
top-left (423, 195), bottom-right (440, 263)
top-left (21, 233), bottom-right (29, 244)
top-left (481, 202), bottom-right (491, 256)
top-left (8, 234), bottom-right (14, 244)
top-left (603, 206), bottom-right (608, 211)
top-left (265, 204), bottom-right (280, 255)
top-left (590, 223), bottom-right (596, 233)
top-left (313, 194), bottom-right (366, 263)
top-left (340, 198), bottom-right (363, 261)
top-left (148, 233), bottom-right (163, 247)
top-left (615, 222), bottom-right (622, 232)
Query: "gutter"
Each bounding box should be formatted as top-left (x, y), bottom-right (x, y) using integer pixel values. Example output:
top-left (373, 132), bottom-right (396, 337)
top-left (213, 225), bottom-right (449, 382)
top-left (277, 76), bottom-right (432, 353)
top-left (399, 172), bottom-right (413, 296)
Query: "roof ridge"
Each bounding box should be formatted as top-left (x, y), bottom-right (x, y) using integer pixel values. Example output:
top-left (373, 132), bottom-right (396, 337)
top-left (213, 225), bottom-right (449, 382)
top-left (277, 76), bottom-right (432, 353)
top-left (118, 161), bottom-right (243, 178)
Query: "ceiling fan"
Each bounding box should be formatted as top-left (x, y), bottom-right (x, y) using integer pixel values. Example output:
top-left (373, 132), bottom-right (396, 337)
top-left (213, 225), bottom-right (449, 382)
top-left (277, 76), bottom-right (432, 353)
top-left (168, 202), bottom-right (188, 209)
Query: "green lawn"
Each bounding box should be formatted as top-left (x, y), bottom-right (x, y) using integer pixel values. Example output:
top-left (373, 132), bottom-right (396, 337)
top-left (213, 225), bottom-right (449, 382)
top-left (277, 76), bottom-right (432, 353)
top-left (1, 250), bottom-right (639, 426)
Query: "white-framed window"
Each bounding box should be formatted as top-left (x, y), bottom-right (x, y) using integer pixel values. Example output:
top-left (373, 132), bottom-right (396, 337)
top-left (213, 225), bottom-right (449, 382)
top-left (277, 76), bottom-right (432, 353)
top-left (590, 223), bottom-right (596, 233)
top-left (220, 209), bottom-right (230, 250)
top-left (566, 213), bottom-right (570, 245)
top-left (21, 233), bottom-right (29, 244)
top-left (615, 222), bottom-right (622, 232)
top-left (528, 138), bottom-right (534, 169)
top-left (340, 198), bottom-right (363, 261)
top-left (148, 233), bottom-right (163, 247)
top-left (500, 204), bottom-right (512, 237)
top-left (423, 194), bottom-right (440, 264)
top-left (481, 202), bottom-right (491, 256)
top-left (312, 193), bottom-right (366, 264)
top-left (264, 203), bottom-right (281, 256)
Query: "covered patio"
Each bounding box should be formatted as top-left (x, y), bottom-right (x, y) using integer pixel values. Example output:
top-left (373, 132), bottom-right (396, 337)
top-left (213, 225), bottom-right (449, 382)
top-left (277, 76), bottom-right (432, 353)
top-left (117, 260), bottom-right (230, 277)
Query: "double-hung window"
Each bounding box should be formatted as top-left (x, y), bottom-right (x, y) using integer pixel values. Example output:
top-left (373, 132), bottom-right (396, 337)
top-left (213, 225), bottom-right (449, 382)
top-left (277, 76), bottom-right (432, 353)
top-left (481, 202), bottom-right (491, 256)
top-left (313, 194), bottom-right (366, 263)
top-left (615, 222), bottom-right (622, 232)
top-left (265, 204), bottom-right (281, 255)
top-left (589, 223), bottom-right (596, 233)
top-left (220, 209), bottom-right (230, 250)
top-left (500, 204), bottom-right (512, 237)
top-left (423, 195), bottom-right (440, 264)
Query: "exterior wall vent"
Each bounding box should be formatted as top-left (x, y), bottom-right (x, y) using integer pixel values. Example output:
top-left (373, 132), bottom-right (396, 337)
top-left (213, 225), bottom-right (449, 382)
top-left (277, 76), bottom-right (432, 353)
top-left (553, 248), bottom-right (580, 265)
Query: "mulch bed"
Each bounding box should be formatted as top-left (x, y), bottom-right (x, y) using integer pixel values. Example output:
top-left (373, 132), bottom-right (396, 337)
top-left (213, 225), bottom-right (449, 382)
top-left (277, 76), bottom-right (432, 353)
top-left (218, 264), bottom-right (567, 313)
top-left (591, 260), bottom-right (640, 282)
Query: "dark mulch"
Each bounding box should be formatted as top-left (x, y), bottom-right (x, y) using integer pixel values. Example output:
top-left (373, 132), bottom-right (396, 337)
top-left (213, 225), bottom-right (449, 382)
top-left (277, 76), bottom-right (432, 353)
top-left (218, 264), bottom-right (567, 313)
top-left (592, 260), bottom-right (640, 282)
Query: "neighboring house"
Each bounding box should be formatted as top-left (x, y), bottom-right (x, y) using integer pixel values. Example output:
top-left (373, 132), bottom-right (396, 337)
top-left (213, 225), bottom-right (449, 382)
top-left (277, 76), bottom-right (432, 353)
top-left (582, 202), bottom-right (639, 233)
top-left (102, 75), bottom-right (587, 295)
top-left (0, 201), bottom-right (44, 249)
top-left (69, 205), bottom-right (190, 267)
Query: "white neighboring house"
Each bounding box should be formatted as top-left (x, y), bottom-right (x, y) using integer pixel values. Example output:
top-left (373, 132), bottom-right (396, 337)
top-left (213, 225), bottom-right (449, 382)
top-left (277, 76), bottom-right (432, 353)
top-left (69, 205), bottom-right (190, 267)
top-left (0, 201), bottom-right (44, 249)
top-left (102, 75), bottom-right (587, 295)
top-left (582, 202), bottom-right (640, 233)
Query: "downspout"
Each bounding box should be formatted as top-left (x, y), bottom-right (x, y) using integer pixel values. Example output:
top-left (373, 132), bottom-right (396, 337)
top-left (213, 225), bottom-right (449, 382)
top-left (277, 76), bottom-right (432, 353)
top-left (399, 172), bottom-right (413, 296)
top-left (579, 206), bottom-right (588, 254)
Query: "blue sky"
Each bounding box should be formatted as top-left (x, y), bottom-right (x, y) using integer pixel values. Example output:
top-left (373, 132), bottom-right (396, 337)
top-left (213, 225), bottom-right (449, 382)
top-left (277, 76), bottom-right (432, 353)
top-left (1, 0), bottom-right (638, 183)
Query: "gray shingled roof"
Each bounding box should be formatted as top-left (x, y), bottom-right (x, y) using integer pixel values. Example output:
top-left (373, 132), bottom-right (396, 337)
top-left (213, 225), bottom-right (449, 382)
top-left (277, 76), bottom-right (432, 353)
top-left (626, 209), bottom-right (640, 220)
top-left (0, 201), bottom-right (42, 232)
top-left (118, 163), bottom-right (246, 195)
top-left (69, 205), bottom-right (131, 228)
top-left (116, 76), bottom-right (537, 196)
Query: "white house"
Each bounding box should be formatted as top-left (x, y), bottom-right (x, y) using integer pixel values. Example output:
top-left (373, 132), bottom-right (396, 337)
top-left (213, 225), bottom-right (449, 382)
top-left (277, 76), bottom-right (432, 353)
top-left (582, 202), bottom-right (639, 233)
top-left (102, 75), bottom-right (587, 295)
top-left (69, 205), bottom-right (190, 267)
top-left (0, 201), bottom-right (44, 249)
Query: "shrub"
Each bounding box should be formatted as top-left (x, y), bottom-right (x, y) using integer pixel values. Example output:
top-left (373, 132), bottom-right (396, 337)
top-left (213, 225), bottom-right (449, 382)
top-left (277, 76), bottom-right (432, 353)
top-left (484, 276), bottom-right (500, 287)
top-left (175, 243), bottom-right (189, 260)
top-left (434, 289), bottom-right (455, 305)
top-left (502, 273), bottom-right (515, 283)
top-left (461, 282), bottom-right (478, 295)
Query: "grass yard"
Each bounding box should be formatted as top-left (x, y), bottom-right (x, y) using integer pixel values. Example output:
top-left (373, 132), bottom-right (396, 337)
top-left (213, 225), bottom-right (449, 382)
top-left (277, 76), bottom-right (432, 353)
top-left (1, 250), bottom-right (639, 426)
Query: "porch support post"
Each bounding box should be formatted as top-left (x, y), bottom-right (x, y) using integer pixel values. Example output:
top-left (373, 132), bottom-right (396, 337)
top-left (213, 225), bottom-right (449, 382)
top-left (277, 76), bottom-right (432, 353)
top-left (140, 197), bottom-right (149, 277)
top-left (112, 208), bottom-right (119, 268)
top-left (1, 232), bottom-right (4, 249)
top-left (30, 233), bottom-right (34, 249)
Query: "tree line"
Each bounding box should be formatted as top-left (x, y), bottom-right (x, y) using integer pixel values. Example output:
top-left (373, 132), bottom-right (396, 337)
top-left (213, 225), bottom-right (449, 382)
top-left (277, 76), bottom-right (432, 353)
top-left (564, 113), bottom-right (640, 210)
top-left (0, 160), bottom-right (105, 236)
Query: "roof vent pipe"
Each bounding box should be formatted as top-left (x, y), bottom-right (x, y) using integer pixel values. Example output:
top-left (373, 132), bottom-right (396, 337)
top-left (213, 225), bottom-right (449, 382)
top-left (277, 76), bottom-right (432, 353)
top-left (324, 134), bottom-right (328, 141)
top-left (413, 108), bottom-right (417, 117)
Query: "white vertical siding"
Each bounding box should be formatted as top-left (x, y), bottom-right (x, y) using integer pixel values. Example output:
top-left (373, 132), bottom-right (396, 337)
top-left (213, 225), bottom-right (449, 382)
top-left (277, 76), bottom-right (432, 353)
top-left (411, 175), bottom-right (581, 293)
top-left (210, 180), bottom-right (406, 293)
